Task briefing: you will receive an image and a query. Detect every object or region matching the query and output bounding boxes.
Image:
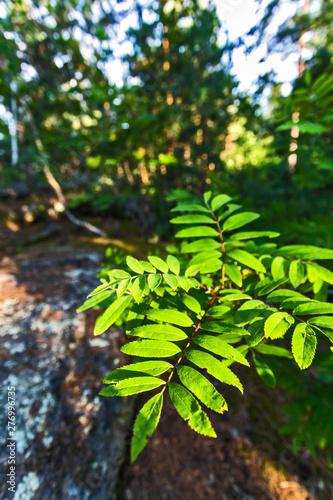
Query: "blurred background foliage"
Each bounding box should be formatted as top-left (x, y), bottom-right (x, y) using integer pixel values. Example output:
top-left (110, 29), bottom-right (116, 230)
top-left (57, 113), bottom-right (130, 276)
top-left (0, 0), bottom-right (332, 242)
top-left (1, 0), bottom-right (333, 472)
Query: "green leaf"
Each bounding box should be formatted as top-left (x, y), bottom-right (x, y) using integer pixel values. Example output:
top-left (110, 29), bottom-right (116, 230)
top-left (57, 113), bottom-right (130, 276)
top-left (139, 261), bottom-right (156, 274)
top-left (126, 256), bottom-right (144, 274)
top-left (253, 345), bottom-right (292, 359)
top-left (267, 290), bottom-right (305, 303)
top-left (255, 277), bottom-right (289, 297)
top-left (185, 264), bottom-right (204, 277)
top-left (271, 256), bottom-right (289, 280)
top-left (177, 276), bottom-right (192, 292)
top-left (289, 261), bottom-right (305, 288)
top-left (103, 361), bottom-right (173, 381)
top-left (280, 297), bottom-right (311, 309)
top-left (307, 263), bottom-right (333, 285)
top-left (148, 256), bottom-right (168, 274)
top-left (246, 318), bottom-right (265, 347)
top-left (87, 282), bottom-right (113, 298)
top-left (223, 212), bottom-right (260, 232)
top-left (204, 191), bottom-right (212, 204)
top-left (132, 276), bottom-right (146, 304)
top-left (166, 255), bottom-right (180, 275)
top-left (129, 324), bottom-right (188, 341)
top-left (252, 352), bottom-right (276, 387)
top-left (177, 366), bottom-right (227, 413)
top-left (121, 339), bottom-right (181, 358)
top-left (200, 321), bottom-right (248, 336)
top-left (208, 305), bottom-right (231, 318)
top-left (264, 312), bottom-right (295, 339)
top-left (275, 245), bottom-right (333, 260)
top-left (77, 290), bottom-right (114, 312)
top-left (100, 376), bottom-right (165, 397)
top-left (175, 226), bottom-right (219, 238)
top-left (293, 301), bottom-right (333, 315)
top-left (189, 250), bottom-right (221, 266)
top-left (194, 334), bottom-right (249, 366)
top-left (292, 324), bottom-right (317, 370)
top-left (224, 263), bottom-right (242, 287)
top-left (168, 382), bottom-right (216, 437)
top-left (227, 249), bottom-right (266, 273)
top-left (131, 393), bottom-right (163, 462)
top-left (117, 278), bottom-right (131, 298)
top-left (146, 308), bottom-right (194, 327)
top-left (308, 316), bottom-right (333, 329)
top-left (163, 274), bottom-right (179, 290)
top-left (181, 238), bottom-right (220, 253)
top-left (234, 300), bottom-right (268, 326)
top-left (211, 194), bottom-right (232, 212)
top-left (218, 291), bottom-right (252, 301)
top-left (94, 296), bottom-right (133, 336)
top-left (218, 204), bottom-right (242, 222)
top-left (171, 203), bottom-right (210, 214)
top-left (113, 270), bottom-right (132, 279)
top-left (181, 294), bottom-right (202, 314)
top-left (170, 214), bottom-right (215, 224)
top-left (148, 273), bottom-right (162, 291)
top-left (230, 231), bottom-right (280, 241)
top-left (186, 349), bottom-right (243, 393)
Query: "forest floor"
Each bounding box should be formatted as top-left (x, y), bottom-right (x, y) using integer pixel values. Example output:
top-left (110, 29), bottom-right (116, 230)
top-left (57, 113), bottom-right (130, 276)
top-left (1, 206), bottom-right (333, 500)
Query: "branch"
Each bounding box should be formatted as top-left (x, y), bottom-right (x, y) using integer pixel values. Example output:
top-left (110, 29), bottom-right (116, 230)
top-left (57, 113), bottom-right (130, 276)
top-left (20, 98), bottom-right (107, 238)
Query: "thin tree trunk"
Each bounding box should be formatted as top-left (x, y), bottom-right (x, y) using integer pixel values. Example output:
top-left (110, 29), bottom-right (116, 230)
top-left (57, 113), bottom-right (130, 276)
top-left (20, 98), bottom-right (107, 237)
top-left (10, 81), bottom-right (18, 167)
top-left (288, 0), bottom-right (310, 172)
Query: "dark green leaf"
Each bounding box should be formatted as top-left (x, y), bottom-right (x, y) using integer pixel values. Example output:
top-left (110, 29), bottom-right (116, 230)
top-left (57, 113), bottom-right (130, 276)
top-left (308, 316), bottom-right (333, 329)
top-left (253, 345), bottom-right (292, 359)
top-left (275, 245), bottom-right (333, 260)
top-left (201, 321), bottom-right (248, 336)
top-left (208, 305), bottom-right (231, 318)
top-left (131, 393), bottom-right (163, 462)
top-left (252, 352), bottom-right (276, 387)
top-left (293, 301), bottom-right (333, 315)
top-left (234, 300), bottom-right (268, 326)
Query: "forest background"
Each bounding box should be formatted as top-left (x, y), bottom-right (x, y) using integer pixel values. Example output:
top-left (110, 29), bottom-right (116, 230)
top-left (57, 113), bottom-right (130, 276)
top-left (0, 0), bottom-right (333, 491)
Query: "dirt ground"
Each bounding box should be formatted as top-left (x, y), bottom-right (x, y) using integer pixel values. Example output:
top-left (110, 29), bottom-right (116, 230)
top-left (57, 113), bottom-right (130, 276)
top-left (1, 212), bottom-right (333, 500)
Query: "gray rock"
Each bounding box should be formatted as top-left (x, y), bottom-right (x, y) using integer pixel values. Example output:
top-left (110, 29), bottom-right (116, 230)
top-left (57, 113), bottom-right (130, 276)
top-left (0, 251), bottom-right (134, 500)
